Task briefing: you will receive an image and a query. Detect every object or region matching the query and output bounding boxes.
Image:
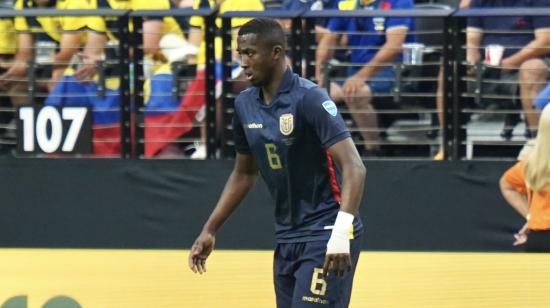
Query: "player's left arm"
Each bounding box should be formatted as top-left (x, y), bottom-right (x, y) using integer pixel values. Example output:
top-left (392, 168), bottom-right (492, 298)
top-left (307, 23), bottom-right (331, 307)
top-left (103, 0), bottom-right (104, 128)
top-left (323, 138), bottom-right (366, 277)
top-left (302, 87), bottom-right (366, 277)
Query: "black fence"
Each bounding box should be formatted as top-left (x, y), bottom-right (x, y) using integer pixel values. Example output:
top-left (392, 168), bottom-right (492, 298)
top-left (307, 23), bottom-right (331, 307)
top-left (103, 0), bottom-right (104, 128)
top-left (0, 7), bottom-right (548, 160)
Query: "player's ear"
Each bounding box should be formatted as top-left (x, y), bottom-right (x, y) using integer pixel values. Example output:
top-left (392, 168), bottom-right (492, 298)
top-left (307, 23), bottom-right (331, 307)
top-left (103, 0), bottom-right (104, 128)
top-left (272, 45), bottom-right (283, 60)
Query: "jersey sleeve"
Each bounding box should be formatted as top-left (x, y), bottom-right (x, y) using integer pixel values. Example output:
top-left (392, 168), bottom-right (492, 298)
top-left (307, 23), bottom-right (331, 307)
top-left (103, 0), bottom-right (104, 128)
top-left (302, 87), bottom-right (351, 149)
top-left (232, 103), bottom-right (251, 154)
top-left (386, 0), bottom-right (414, 31)
top-left (503, 161), bottom-right (527, 194)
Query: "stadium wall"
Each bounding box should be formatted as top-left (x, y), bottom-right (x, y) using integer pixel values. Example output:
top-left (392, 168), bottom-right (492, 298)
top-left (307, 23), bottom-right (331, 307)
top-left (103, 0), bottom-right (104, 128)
top-left (2, 159), bottom-right (549, 308)
top-left (0, 159), bottom-right (522, 251)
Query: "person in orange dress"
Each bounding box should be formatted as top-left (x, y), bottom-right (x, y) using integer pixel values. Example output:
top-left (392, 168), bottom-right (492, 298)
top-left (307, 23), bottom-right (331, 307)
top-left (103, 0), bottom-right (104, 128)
top-left (500, 105), bottom-right (550, 252)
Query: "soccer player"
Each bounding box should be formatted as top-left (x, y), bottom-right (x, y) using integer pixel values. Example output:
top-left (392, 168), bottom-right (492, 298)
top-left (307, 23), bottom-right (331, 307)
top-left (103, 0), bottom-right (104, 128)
top-left (188, 18), bottom-right (366, 308)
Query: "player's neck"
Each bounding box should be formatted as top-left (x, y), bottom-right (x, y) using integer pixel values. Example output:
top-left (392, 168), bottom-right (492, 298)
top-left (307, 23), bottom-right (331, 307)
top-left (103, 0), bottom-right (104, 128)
top-left (261, 64), bottom-right (287, 105)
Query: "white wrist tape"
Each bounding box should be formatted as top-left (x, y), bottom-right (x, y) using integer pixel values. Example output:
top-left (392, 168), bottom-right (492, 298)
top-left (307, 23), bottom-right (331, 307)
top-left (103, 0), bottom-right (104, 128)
top-left (326, 211), bottom-right (354, 254)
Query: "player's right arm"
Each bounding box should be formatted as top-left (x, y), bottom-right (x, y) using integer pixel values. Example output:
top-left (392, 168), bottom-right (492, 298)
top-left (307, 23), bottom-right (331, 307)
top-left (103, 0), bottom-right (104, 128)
top-left (188, 152), bottom-right (259, 274)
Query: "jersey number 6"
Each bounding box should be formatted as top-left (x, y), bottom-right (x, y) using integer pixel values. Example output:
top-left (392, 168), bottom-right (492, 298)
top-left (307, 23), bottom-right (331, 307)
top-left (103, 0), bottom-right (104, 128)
top-left (264, 143), bottom-right (282, 169)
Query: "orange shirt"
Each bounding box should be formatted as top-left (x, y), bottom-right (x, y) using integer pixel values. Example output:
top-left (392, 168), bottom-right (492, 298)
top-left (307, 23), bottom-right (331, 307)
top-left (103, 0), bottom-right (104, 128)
top-left (504, 161), bottom-right (550, 230)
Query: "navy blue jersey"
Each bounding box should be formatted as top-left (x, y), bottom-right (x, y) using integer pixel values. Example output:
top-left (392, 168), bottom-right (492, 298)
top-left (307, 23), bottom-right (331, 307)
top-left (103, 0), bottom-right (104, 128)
top-left (233, 69), bottom-right (363, 243)
top-left (468, 0), bottom-right (550, 58)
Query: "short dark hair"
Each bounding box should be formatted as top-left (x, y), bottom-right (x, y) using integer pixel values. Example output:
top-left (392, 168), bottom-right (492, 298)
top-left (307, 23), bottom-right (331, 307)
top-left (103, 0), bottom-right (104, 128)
top-left (238, 18), bottom-right (287, 51)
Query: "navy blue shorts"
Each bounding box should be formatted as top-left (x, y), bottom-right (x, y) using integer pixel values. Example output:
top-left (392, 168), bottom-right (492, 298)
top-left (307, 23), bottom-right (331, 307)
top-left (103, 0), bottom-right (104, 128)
top-left (273, 236), bottom-right (362, 308)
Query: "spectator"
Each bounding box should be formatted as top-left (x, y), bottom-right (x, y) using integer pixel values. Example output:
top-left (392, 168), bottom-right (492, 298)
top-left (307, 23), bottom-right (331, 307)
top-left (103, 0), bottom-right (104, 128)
top-left (466, 0), bottom-right (550, 137)
top-left (186, 0), bottom-right (264, 159)
top-left (46, 0), bottom-right (197, 157)
top-left (500, 105), bottom-right (550, 252)
top-left (316, 0), bottom-right (414, 154)
top-left (0, 2), bottom-right (17, 140)
top-left (0, 0), bottom-right (91, 106)
top-left (269, 0), bottom-right (341, 42)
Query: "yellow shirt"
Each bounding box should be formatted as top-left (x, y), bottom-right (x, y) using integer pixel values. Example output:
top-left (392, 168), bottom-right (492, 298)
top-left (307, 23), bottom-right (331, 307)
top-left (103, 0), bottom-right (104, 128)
top-left (0, 18), bottom-right (16, 55)
top-left (189, 0), bottom-right (264, 64)
top-left (87, 0), bottom-right (184, 41)
top-left (14, 0), bottom-right (92, 43)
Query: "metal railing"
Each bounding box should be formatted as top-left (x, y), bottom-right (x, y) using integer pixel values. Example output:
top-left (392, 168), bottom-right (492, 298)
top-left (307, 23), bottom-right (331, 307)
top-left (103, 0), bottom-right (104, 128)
top-left (1, 8), bottom-right (549, 160)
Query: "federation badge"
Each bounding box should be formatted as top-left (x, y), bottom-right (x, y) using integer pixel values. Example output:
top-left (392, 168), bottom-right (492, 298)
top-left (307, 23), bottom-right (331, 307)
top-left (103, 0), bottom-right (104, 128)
top-left (322, 100), bottom-right (338, 117)
top-left (279, 113), bottom-right (294, 136)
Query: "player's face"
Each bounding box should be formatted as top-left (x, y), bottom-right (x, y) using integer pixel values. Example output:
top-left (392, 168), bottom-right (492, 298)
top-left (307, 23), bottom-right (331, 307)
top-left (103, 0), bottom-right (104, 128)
top-left (237, 34), bottom-right (275, 87)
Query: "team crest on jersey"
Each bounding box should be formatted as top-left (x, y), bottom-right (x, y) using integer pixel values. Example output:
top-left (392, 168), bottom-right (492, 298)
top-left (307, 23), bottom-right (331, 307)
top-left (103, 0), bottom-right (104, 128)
top-left (322, 100), bottom-right (338, 117)
top-left (279, 113), bottom-right (294, 136)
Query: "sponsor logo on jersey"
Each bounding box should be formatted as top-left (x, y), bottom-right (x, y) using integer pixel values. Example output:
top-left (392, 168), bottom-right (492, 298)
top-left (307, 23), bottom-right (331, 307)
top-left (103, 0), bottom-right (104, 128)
top-left (322, 100), bottom-right (338, 117)
top-left (247, 123), bottom-right (263, 129)
top-left (279, 113), bottom-right (294, 136)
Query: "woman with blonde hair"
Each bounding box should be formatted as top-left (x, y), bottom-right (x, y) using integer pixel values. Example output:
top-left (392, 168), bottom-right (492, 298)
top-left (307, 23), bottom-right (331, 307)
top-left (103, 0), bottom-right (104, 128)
top-left (500, 105), bottom-right (550, 252)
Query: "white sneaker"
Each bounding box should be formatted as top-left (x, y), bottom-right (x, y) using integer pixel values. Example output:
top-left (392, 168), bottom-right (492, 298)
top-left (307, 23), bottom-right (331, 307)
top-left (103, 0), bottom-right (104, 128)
top-left (190, 143), bottom-right (206, 160)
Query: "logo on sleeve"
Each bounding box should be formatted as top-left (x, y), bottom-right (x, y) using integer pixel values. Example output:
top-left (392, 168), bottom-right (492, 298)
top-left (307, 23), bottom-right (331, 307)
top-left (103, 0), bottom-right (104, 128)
top-left (322, 100), bottom-right (338, 117)
top-left (279, 113), bottom-right (294, 136)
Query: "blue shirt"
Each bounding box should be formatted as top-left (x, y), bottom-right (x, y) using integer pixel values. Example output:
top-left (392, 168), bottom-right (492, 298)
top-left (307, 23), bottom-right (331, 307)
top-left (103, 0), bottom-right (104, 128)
top-left (468, 0), bottom-right (550, 58)
top-left (233, 68), bottom-right (363, 243)
top-left (327, 0), bottom-right (415, 75)
top-left (281, 0), bottom-right (340, 10)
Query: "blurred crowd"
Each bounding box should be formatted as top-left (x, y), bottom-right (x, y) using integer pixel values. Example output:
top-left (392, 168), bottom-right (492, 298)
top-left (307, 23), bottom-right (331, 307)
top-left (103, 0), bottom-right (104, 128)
top-left (0, 0), bottom-right (549, 159)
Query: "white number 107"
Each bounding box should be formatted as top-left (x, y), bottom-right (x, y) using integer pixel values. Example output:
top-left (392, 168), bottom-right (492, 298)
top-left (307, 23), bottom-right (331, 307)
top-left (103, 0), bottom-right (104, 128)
top-left (19, 106), bottom-right (88, 153)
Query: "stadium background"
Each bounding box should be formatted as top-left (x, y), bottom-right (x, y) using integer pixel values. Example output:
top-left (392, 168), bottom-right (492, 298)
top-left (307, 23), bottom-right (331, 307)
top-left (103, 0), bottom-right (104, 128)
top-left (1, 4), bottom-right (550, 308)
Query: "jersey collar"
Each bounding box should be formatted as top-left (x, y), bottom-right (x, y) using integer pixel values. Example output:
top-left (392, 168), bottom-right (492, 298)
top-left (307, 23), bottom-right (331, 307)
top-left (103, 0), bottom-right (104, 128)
top-left (277, 67), bottom-right (294, 94)
top-left (254, 67), bottom-right (294, 103)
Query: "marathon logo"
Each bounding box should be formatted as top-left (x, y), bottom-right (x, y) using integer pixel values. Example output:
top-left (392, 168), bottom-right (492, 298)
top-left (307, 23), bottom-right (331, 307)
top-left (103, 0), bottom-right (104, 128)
top-left (302, 296), bottom-right (329, 305)
top-left (247, 123), bottom-right (263, 129)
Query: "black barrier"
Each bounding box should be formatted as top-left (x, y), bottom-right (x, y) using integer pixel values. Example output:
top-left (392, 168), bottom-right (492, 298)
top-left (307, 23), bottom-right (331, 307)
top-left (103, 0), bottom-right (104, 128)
top-left (0, 159), bottom-right (525, 252)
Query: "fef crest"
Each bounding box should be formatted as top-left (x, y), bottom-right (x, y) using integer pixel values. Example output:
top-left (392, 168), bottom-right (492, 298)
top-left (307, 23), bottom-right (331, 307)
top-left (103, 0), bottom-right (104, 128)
top-left (279, 113), bottom-right (294, 136)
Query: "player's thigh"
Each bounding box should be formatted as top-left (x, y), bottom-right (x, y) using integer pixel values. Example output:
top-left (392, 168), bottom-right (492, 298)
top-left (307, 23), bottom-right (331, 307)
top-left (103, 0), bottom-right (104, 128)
top-left (274, 243), bottom-right (298, 308)
top-left (291, 238), bottom-right (361, 308)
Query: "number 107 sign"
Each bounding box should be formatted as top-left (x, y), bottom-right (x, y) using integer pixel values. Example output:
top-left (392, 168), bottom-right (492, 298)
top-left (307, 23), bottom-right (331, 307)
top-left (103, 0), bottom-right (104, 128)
top-left (17, 106), bottom-right (92, 154)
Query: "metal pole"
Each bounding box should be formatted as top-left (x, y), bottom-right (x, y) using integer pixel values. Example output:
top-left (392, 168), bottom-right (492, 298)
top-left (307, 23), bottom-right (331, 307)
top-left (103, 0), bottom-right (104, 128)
top-left (117, 13), bottom-right (131, 159)
top-left (204, 13), bottom-right (217, 159)
top-left (131, 15), bottom-right (144, 158)
top-left (304, 17), bottom-right (316, 80)
top-left (442, 14), bottom-right (452, 160)
top-left (451, 16), bottom-right (467, 160)
top-left (220, 17), bottom-right (232, 158)
top-left (290, 16), bottom-right (302, 75)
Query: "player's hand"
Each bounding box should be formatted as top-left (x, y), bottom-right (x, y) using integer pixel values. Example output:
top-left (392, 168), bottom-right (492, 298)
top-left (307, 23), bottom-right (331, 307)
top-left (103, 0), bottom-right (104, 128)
top-left (188, 231), bottom-right (215, 274)
top-left (323, 252), bottom-right (352, 278)
top-left (513, 222), bottom-right (529, 246)
top-left (343, 75), bottom-right (366, 98)
top-left (324, 230), bottom-right (351, 278)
